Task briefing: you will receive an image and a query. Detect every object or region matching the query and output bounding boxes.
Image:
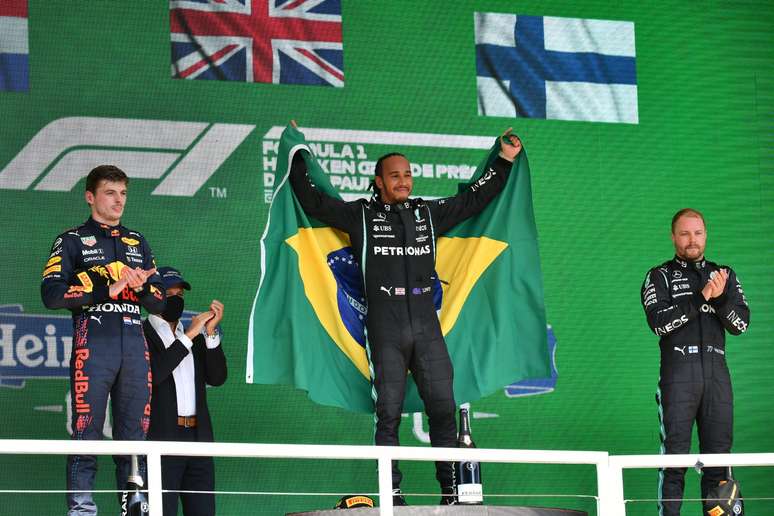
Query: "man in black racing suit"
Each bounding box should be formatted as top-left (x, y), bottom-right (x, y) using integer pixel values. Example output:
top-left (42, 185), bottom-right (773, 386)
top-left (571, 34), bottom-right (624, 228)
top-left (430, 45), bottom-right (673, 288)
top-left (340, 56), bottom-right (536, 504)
top-left (641, 208), bottom-right (749, 516)
top-left (289, 123), bottom-right (523, 504)
top-left (41, 165), bottom-right (166, 516)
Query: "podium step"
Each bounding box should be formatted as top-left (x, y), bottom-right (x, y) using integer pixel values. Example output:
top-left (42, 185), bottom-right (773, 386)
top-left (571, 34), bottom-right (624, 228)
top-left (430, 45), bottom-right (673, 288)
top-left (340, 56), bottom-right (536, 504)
top-left (288, 506), bottom-right (587, 515)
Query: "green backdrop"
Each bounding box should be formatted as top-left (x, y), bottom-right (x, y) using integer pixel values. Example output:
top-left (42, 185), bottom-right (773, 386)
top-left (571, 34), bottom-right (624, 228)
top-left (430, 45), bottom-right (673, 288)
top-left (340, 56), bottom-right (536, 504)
top-left (0, 1), bottom-right (771, 514)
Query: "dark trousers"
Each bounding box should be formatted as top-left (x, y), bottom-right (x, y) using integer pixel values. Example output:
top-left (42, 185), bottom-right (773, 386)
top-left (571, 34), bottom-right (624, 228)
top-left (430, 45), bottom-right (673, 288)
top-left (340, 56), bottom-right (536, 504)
top-left (656, 378), bottom-right (733, 516)
top-left (370, 322), bottom-right (457, 489)
top-left (161, 426), bottom-right (215, 516)
top-left (67, 316), bottom-right (151, 516)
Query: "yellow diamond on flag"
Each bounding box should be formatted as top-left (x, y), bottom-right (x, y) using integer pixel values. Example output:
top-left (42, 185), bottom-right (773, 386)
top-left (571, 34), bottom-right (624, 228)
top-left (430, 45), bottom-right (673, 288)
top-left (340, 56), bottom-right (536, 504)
top-left (286, 227), bottom-right (369, 378)
top-left (286, 228), bottom-right (507, 380)
top-left (436, 236), bottom-right (508, 335)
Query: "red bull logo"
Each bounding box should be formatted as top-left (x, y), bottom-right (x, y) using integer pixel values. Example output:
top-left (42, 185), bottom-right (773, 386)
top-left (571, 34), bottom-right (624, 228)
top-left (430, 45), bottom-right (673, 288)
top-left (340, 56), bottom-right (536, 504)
top-left (118, 286), bottom-right (139, 303)
top-left (144, 349), bottom-right (152, 420)
top-left (73, 348), bottom-right (90, 413)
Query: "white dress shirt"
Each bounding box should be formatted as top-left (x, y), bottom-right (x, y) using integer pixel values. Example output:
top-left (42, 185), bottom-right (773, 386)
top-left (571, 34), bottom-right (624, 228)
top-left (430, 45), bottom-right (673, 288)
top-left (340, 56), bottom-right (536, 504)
top-left (148, 314), bottom-right (221, 417)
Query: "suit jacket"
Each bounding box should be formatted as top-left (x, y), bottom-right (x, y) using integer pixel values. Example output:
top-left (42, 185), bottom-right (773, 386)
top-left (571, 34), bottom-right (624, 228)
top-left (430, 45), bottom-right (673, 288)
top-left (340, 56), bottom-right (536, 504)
top-left (143, 319), bottom-right (227, 442)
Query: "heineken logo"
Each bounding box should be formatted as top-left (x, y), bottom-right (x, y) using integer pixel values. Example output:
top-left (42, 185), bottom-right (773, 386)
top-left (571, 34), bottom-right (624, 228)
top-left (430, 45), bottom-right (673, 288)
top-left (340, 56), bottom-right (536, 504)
top-left (0, 304), bottom-right (198, 389)
top-left (0, 304), bottom-right (72, 388)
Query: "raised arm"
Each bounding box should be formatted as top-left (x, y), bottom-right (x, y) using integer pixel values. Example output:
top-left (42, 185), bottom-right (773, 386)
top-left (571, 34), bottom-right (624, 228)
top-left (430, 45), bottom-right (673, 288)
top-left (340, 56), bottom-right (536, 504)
top-left (288, 148), bottom-right (358, 232)
top-left (428, 129), bottom-right (521, 235)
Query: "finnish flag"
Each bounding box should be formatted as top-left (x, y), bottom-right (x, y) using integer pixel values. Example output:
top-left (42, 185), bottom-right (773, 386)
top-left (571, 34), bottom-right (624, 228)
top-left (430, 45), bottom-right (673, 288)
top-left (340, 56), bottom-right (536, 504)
top-left (475, 13), bottom-right (638, 124)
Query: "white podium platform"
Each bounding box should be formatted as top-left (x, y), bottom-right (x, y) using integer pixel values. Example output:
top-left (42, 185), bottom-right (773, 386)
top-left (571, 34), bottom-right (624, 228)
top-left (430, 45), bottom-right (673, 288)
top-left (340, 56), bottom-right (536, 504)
top-left (288, 506), bottom-right (587, 515)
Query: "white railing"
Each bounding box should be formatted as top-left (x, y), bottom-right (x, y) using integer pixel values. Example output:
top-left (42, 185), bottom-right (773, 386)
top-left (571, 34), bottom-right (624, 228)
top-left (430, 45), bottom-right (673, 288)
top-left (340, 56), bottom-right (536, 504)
top-left (606, 453), bottom-right (774, 514)
top-left (0, 439), bottom-right (772, 516)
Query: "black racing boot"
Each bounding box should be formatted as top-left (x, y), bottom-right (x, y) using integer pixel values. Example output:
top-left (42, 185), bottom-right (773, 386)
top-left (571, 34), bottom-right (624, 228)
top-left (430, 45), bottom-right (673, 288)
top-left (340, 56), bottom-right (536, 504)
top-left (392, 488), bottom-right (408, 506)
top-left (440, 486), bottom-right (456, 505)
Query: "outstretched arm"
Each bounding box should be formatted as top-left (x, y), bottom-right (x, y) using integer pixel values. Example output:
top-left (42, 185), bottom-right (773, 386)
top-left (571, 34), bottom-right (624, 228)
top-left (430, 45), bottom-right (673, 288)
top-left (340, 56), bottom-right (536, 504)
top-left (428, 128), bottom-right (522, 235)
top-left (287, 121), bottom-right (358, 232)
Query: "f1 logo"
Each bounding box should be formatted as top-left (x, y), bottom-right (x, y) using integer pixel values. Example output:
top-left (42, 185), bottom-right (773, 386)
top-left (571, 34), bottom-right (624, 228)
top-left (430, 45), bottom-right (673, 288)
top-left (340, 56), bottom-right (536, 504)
top-left (0, 117), bottom-right (254, 196)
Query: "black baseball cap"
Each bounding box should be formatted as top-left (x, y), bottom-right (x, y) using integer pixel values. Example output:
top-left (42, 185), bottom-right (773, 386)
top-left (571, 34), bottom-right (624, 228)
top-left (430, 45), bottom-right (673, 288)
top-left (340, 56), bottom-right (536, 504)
top-left (157, 266), bottom-right (191, 290)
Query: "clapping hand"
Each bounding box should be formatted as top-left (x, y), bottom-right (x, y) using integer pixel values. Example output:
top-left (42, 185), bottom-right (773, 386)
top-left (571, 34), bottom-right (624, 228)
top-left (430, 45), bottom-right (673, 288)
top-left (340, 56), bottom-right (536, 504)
top-left (185, 311), bottom-right (215, 340)
top-left (701, 269), bottom-right (728, 301)
top-left (205, 300), bottom-right (224, 336)
top-left (110, 267), bottom-right (157, 297)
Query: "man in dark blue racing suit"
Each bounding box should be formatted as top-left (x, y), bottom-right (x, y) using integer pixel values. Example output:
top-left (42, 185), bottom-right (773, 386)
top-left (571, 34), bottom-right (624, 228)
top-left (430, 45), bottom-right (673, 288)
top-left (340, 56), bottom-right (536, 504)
top-left (289, 123), bottom-right (523, 504)
top-left (41, 165), bottom-right (166, 516)
top-left (641, 208), bottom-right (749, 516)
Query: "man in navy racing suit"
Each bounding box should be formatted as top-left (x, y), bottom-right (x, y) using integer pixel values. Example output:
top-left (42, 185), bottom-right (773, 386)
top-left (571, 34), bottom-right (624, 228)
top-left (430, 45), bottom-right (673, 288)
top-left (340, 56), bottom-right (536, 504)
top-left (641, 208), bottom-right (749, 516)
top-left (41, 165), bottom-right (166, 516)
top-left (289, 123), bottom-right (523, 504)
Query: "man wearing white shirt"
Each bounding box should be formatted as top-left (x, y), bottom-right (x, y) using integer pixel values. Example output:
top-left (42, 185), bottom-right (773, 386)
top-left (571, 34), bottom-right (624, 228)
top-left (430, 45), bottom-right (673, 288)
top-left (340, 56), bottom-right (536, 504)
top-left (144, 266), bottom-right (227, 516)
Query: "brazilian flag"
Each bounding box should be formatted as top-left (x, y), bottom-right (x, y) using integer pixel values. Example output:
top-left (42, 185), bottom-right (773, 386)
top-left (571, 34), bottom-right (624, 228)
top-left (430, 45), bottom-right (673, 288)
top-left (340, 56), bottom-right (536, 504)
top-left (247, 124), bottom-right (550, 413)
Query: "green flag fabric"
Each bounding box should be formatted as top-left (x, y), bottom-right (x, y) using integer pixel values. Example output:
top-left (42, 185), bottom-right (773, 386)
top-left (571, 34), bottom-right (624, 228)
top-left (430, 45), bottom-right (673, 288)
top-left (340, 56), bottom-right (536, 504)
top-left (247, 124), bottom-right (550, 413)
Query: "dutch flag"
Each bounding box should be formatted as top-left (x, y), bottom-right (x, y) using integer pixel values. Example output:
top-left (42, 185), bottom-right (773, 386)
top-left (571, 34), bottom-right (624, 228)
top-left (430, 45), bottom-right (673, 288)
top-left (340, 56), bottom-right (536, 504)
top-left (0, 0), bottom-right (29, 92)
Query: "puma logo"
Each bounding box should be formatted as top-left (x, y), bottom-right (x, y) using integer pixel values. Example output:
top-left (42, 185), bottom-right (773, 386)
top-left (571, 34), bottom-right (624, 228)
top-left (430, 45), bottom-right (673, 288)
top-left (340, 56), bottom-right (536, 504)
top-left (380, 286), bottom-right (393, 296)
top-left (674, 346), bottom-right (686, 356)
top-left (90, 315), bottom-right (103, 325)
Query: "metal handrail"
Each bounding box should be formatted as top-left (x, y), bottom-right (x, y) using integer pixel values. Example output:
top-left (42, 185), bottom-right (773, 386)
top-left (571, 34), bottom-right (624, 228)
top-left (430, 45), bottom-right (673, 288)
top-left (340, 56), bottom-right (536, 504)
top-left (0, 439), bottom-right (772, 516)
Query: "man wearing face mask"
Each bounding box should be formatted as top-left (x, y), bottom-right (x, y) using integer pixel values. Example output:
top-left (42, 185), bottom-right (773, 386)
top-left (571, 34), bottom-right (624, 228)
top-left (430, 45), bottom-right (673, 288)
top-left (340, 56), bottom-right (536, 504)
top-left (143, 266), bottom-right (227, 516)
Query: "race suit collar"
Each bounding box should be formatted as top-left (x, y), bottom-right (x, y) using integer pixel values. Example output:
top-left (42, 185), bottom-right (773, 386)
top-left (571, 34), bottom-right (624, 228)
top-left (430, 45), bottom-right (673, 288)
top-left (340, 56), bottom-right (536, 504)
top-left (85, 216), bottom-right (124, 238)
top-left (369, 197), bottom-right (420, 213)
top-left (673, 255), bottom-right (707, 269)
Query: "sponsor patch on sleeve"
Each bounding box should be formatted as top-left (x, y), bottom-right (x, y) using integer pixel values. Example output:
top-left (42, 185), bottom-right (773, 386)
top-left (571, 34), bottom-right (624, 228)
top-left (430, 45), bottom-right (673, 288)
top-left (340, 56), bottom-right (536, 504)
top-left (42, 264), bottom-right (62, 276)
top-left (45, 256), bottom-right (62, 268)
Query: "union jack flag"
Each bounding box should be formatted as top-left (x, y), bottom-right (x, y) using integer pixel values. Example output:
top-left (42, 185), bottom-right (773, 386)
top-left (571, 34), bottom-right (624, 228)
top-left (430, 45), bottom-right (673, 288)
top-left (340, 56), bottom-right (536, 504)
top-left (170, 0), bottom-right (344, 87)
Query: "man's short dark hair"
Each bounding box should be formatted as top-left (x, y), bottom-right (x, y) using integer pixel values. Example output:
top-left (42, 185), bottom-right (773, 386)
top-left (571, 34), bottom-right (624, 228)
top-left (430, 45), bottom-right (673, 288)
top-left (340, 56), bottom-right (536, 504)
top-left (671, 208), bottom-right (705, 233)
top-left (85, 165), bottom-right (128, 194)
top-left (374, 152), bottom-right (406, 179)
top-left (371, 153), bottom-right (407, 200)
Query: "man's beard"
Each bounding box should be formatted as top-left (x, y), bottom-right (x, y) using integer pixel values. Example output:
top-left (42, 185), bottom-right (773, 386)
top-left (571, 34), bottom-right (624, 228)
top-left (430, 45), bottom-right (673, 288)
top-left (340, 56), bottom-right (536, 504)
top-left (680, 245), bottom-right (704, 260)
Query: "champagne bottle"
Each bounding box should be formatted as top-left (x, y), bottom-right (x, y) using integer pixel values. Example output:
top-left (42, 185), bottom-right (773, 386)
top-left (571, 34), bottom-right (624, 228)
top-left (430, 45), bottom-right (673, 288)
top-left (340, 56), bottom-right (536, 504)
top-left (120, 455), bottom-right (149, 516)
top-left (455, 406), bottom-right (483, 504)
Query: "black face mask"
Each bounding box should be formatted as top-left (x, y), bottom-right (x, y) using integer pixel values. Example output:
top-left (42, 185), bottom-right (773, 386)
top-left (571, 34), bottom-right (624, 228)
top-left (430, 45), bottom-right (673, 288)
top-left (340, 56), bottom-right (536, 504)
top-left (161, 295), bottom-right (184, 322)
